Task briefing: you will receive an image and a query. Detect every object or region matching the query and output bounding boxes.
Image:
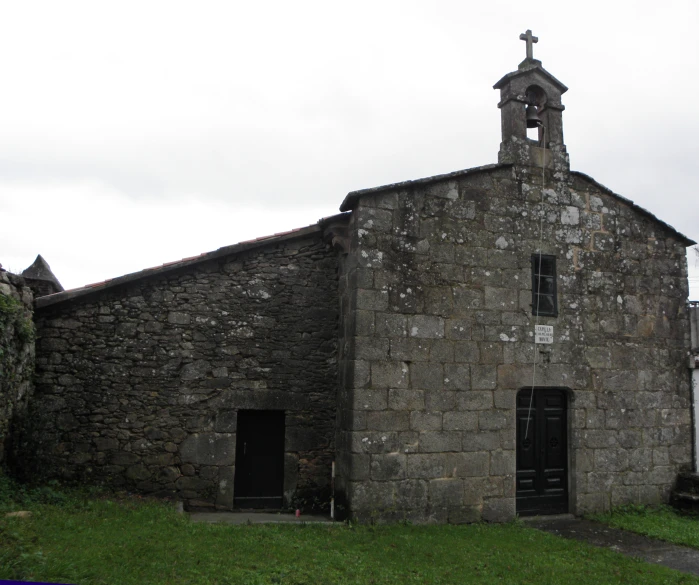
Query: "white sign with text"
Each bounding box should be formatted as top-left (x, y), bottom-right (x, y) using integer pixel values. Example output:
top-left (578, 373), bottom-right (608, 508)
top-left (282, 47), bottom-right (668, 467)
top-left (535, 325), bottom-right (554, 344)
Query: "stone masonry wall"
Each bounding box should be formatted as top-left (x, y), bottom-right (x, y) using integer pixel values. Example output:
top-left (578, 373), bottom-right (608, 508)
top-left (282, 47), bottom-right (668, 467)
top-left (0, 271), bottom-right (35, 467)
top-left (336, 163), bottom-right (692, 522)
top-left (19, 232), bottom-right (339, 510)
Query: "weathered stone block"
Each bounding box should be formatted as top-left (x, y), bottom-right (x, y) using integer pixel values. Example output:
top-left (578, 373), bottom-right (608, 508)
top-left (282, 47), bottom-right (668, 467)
top-left (388, 389), bottom-right (425, 411)
top-left (419, 432), bottom-right (461, 453)
top-left (448, 506), bottom-right (481, 524)
top-left (408, 315), bottom-right (445, 339)
top-left (489, 450), bottom-right (515, 476)
top-left (94, 437), bottom-right (119, 451)
top-left (371, 361), bottom-right (409, 389)
top-left (356, 289), bottom-right (389, 311)
top-left (375, 313), bottom-right (407, 338)
top-left (126, 465), bottom-right (151, 481)
top-left (411, 363), bottom-right (443, 391)
top-left (393, 479), bottom-right (428, 509)
top-left (481, 497), bottom-right (515, 522)
top-left (168, 312), bottom-right (191, 325)
top-left (453, 341), bottom-right (479, 363)
top-left (429, 339), bottom-right (454, 362)
top-left (429, 478), bottom-right (463, 507)
top-left (216, 466), bottom-right (235, 509)
top-left (424, 391), bottom-right (457, 411)
top-left (443, 364), bottom-right (470, 391)
top-left (442, 411), bottom-right (477, 431)
top-left (354, 337), bottom-right (389, 361)
top-left (446, 452), bottom-right (489, 477)
top-left (410, 411), bottom-right (442, 432)
top-left (471, 366), bottom-right (496, 390)
top-left (446, 319), bottom-right (471, 340)
top-left (389, 338), bottom-right (430, 361)
top-left (457, 391), bottom-right (493, 411)
top-left (366, 411), bottom-right (410, 432)
top-left (484, 287), bottom-right (517, 310)
top-left (370, 454), bottom-right (407, 480)
top-left (111, 452), bottom-right (140, 466)
top-left (407, 454), bottom-right (447, 479)
top-left (180, 433), bottom-right (235, 466)
top-left (352, 389), bottom-right (388, 410)
top-left (479, 410), bottom-right (510, 431)
top-left (462, 431), bottom-right (500, 452)
top-left (356, 207), bottom-right (393, 233)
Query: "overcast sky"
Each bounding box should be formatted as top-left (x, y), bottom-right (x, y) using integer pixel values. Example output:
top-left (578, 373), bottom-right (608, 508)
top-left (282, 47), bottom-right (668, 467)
top-left (1, 0), bottom-right (698, 298)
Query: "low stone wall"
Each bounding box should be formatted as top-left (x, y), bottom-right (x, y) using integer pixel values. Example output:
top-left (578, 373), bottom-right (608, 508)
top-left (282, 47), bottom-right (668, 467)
top-left (19, 233), bottom-right (339, 510)
top-left (0, 271), bottom-right (34, 466)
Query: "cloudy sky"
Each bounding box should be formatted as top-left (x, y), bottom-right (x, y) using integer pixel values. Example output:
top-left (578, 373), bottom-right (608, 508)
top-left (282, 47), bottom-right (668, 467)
top-left (1, 0), bottom-right (698, 298)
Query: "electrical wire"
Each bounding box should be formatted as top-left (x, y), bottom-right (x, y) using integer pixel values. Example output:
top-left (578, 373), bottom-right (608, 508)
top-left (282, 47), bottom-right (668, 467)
top-left (524, 125), bottom-right (547, 441)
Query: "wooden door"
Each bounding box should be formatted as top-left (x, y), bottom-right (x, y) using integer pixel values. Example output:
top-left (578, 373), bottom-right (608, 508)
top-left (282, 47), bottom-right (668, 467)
top-left (516, 388), bottom-right (568, 515)
top-left (233, 410), bottom-right (285, 509)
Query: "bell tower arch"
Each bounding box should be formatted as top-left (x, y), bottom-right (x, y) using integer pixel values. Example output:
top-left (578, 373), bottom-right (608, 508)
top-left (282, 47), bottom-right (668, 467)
top-left (493, 30), bottom-right (569, 170)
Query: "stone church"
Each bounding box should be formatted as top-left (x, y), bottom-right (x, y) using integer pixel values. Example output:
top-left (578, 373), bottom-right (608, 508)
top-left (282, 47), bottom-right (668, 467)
top-left (12, 33), bottom-right (696, 522)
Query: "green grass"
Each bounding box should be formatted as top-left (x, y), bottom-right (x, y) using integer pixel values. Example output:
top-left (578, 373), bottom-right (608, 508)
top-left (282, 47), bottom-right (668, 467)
top-left (1, 478), bottom-right (698, 585)
top-left (591, 505), bottom-right (699, 550)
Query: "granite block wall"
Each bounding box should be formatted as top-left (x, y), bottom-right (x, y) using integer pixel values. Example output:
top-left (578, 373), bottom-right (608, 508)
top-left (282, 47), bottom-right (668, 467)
top-left (335, 163), bottom-right (692, 522)
top-left (0, 271), bottom-right (35, 466)
top-left (19, 232), bottom-right (339, 510)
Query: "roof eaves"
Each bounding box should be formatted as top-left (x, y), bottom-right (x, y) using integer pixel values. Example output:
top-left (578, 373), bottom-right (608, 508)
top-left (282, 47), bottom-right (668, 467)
top-left (570, 171), bottom-right (697, 246)
top-left (339, 163), bottom-right (510, 212)
top-left (493, 63), bottom-right (568, 93)
top-left (36, 223), bottom-right (325, 310)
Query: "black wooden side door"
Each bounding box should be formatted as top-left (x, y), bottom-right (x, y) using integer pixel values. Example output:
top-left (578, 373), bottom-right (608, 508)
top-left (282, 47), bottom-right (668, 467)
top-left (516, 388), bottom-right (568, 515)
top-left (233, 410), bottom-right (285, 509)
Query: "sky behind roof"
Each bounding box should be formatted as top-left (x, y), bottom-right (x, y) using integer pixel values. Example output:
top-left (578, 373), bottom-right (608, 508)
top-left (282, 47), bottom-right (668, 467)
top-left (1, 0), bottom-right (698, 297)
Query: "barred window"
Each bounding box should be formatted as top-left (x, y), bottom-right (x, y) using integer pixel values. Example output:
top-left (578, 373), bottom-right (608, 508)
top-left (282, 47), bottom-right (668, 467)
top-left (531, 254), bottom-right (557, 317)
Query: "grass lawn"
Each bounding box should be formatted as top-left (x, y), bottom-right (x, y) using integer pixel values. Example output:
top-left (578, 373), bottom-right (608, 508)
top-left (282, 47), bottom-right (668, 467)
top-left (1, 481), bottom-right (698, 585)
top-left (591, 505), bottom-right (699, 550)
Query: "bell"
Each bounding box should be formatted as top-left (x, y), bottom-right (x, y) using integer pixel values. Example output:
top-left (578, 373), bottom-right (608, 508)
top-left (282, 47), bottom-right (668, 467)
top-left (526, 104), bottom-right (542, 128)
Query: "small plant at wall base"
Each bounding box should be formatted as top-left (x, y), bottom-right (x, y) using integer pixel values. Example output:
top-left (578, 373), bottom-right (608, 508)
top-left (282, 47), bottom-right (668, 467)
top-left (0, 294), bottom-right (34, 346)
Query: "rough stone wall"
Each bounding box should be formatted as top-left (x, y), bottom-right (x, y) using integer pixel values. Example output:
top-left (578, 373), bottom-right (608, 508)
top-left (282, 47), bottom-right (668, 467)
top-left (20, 233), bottom-right (339, 510)
top-left (336, 164), bottom-right (692, 522)
top-left (0, 271), bottom-right (34, 466)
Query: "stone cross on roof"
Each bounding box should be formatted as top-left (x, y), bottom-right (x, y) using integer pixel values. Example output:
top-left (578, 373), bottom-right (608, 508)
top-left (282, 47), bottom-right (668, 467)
top-left (519, 29), bottom-right (538, 60)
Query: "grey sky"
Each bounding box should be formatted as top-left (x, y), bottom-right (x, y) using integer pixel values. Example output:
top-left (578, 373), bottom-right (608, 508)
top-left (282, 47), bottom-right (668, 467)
top-left (1, 0), bottom-right (698, 297)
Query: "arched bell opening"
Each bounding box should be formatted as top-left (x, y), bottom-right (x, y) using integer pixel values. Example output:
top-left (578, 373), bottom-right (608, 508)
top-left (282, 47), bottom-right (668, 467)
top-left (525, 85), bottom-right (547, 142)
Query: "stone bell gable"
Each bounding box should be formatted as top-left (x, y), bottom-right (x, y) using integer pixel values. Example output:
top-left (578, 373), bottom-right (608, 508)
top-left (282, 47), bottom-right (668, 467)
top-left (331, 33), bottom-right (695, 522)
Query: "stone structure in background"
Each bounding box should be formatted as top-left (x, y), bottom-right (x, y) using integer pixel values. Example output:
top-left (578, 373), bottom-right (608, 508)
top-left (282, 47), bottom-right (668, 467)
top-left (11, 33), bottom-right (697, 521)
top-left (21, 254), bottom-right (63, 298)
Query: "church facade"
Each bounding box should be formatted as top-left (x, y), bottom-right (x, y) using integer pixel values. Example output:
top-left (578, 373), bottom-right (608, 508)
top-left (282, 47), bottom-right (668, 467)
top-left (16, 37), bottom-right (696, 522)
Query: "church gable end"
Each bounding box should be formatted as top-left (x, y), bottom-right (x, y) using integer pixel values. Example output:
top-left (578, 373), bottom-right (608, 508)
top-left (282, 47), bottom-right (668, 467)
top-left (333, 32), bottom-right (693, 523)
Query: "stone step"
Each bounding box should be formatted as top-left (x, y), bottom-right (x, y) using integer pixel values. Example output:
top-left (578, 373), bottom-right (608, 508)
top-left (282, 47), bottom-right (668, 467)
top-left (670, 490), bottom-right (699, 512)
top-left (675, 473), bottom-right (699, 495)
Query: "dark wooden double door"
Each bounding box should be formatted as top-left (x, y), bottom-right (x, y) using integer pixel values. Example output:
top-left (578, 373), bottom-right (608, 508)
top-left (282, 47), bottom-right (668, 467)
top-left (516, 388), bottom-right (568, 515)
top-left (233, 410), bottom-right (285, 509)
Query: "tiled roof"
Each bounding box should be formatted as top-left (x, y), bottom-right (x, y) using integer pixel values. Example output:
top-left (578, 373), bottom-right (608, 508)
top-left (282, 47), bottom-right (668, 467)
top-left (35, 213), bottom-right (350, 309)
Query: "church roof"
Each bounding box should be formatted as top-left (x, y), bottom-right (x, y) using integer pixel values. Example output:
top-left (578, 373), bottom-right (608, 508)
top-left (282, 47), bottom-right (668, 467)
top-left (36, 163), bottom-right (695, 311)
top-left (35, 214), bottom-right (349, 310)
top-left (493, 59), bottom-right (568, 94)
top-left (340, 162), bottom-right (696, 246)
top-left (340, 163), bottom-right (505, 212)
